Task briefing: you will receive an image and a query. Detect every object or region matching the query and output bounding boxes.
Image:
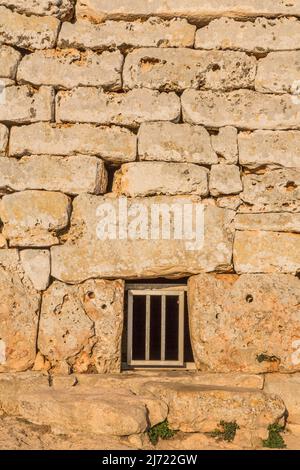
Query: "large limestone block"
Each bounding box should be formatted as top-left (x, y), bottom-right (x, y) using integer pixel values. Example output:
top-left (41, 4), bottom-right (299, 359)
top-left (240, 169), bottom-right (300, 213)
top-left (209, 164), bottom-right (242, 196)
top-left (113, 162), bottom-right (209, 197)
top-left (264, 374), bottom-right (300, 424)
top-left (182, 89), bottom-right (300, 130)
top-left (0, 0), bottom-right (75, 20)
top-left (0, 124), bottom-right (8, 156)
top-left (56, 88), bottom-right (181, 128)
top-left (195, 17), bottom-right (300, 53)
top-left (256, 51), bottom-right (300, 94)
top-left (123, 49), bottom-right (256, 91)
top-left (235, 213), bottom-right (300, 233)
top-left (0, 6), bottom-right (60, 50)
top-left (0, 191), bottom-right (71, 247)
top-left (38, 279), bottom-right (124, 374)
top-left (51, 195), bottom-right (234, 282)
top-left (234, 231), bottom-right (300, 273)
top-left (20, 250), bottom-right (50, 291)
top-left (58, 17), bottom-right (196, 50)
top-left (9, 123), bottom-right (136, 164)
top-left (211, 126), bottom-right (238, 164)
top-left (17, 50), bottom-right (123, 90)
top-left (77, 0), bottom-right (300, 23)
top-left (239, 131), bottom-right (300, 169)
top-left (0, 155), bottom-right (108, 195)
top-left (188, 273), bottom-right (300, 373)
top-left (138, 122), bottom-right (217, 165)
top-left (0, 46), bottom-right (21, 79)
top-left (0, 250), bottom-right (40, 372)
top-left (0, 86), bottom-right (54, 124)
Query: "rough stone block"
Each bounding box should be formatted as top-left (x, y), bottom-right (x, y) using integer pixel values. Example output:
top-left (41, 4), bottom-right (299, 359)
top-left (264, 374), bottom-right (300, 425)
top-left (0, 0), bottom-right (75, 20)
top-left (209, 164), bottom-right (242, 196)
top-left (0, 123), bottom-right (8, 155)
top-left (235, 213), bottom-right (300, 233)
top-left (211, 126), bottom-right (238, 164)
top-left (256, 51), bottom-right (300, 94)
top-left (20, 250), bottom-right (51, 291)
top-left (0, 45), bottom-right (21, 79)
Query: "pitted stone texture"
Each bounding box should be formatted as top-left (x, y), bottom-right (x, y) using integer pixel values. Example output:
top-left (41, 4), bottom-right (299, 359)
top-left (0, 155), bottom-right (108, 195)
top-left (209, 164), bottom-right (242, 196)
top-left (235, 213), bottom-right (300, 233)
top-left (20, 249), bottom-right (50, 291)
top-left (195, 17), bottom-right (300, 53)
top-left (0, 6), bottom-right (60, 50)
top-left (212, 127), bottom-right (238, 164)
top-left (182, 89), bottom-right (300, 130)
top-left (0, 86), bottom-right (54, 124)
top-left (188, 273), bottom-right (300, 373)
top-left (56, 88), bottom-right (181, 128)
top-left (234, 231), bottom-right (300, 274)
top-left (113, 162), bottom-right (209, 197)
top-left (256, 51), bottom-right (300, 94)
top-left (38, 279), bottom-right (124, 374)
top-left (265, 374), bottom-right (300, 425)
top-left (0, 0), bottom-right (75, 20)
top-left (9, 123), bottom-right (136, 164)
top-left (0, 250), bottom-right (40, 372)
top-left (51, 195), bottom-right (234, 282)
top-left (58, 18), bottom-right (196, 50)
top-left (239, 131), bottom-right (300, 169)
top-left (240, 170), bottom-right (300, 213)
top-left (0, 46), bottom-right (21, 79)
top-left (17, 50), bottom-right (123, 90)
top-left (123, 49), bottom-right (256, 91)
top-left (138, 122), bottom-right (218, 165)
top-left (77, 0), bottom-right (300, 23)
top-left (0, 124), bottom-right (8, 156)
top-left (0, 190), bottom-right (71, 247)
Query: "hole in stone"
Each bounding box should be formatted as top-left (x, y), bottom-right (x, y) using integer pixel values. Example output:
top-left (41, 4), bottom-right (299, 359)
top-left (87, 291), bottom-right (95, 299)
top-left (246, 294), bottom-right (254, 303)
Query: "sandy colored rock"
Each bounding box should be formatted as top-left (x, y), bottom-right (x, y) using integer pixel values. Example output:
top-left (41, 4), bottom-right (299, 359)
top-left (0, 250), bottom-right (40, 372)
top-left (188, 273), bottom-right (300, 372)
top-left (264, 374), bottom-right (300, 424)
top-left (234, 231), bottom-right (300, 273)
top-left (256, 51), bottom-right (300, 94)
top-left (0, 0), bottom-right (75, 20)
top-left (20, 250), bottom-right (50, 291)
top-left (113, 162), bottom-right (209, 197)
top-left (0, 155), bottom-right (108, 195)
top-left (209, 164), bottom-right (242, 196)
top-left (56, 88), bottom-right (181, 128)
top-left (0, 46), bottom-right (21, 79)
top-left (0, 190), bottom-right (71, 247)
top-left (240, 169), bottom-right (300, 213)
top-left (0, 124), bottom-right (8, 155)
top-left (0, 6), bottom-right (60, 50)
top-left (17, 49), bottom-right (123, 90)
top-left (123, 49), bottom-right (256, 91)
top-left (9, 123), bottom-right (136, 164)
top-left (235, 213), bottom-right (300, 233)
top-left (0, 85), bottom-right (54, 124)
top-left (212, 126), bottom-right (238, 164)
top-left (217, 195), bottom-right (241, 211)
top-left (182, 89), bottom-right (300, 130)
top-left (239, 131), bottom-right (300, 169)
top-left (138, 122), bottom-right (218, 165)
top-left (58, 17), bottom-right (196, 50)
top-left (195, 17), bottom-right (300, 53)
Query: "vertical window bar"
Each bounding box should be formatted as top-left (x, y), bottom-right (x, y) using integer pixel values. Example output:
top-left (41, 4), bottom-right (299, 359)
top-left (145, 295), bottom-right (151, 360)
top-left (178, 293), bottom-right (185, 365)
top-left (127, 291), bottom-right (133, 365)
top-left (161, 295), bottom-right (166, 361)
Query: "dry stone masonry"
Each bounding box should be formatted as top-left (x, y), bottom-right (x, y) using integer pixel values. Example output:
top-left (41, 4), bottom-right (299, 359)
top-left (0, 0), bottom-right (300, 448)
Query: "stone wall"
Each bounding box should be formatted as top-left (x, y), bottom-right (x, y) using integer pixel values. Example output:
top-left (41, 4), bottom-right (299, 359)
top-left (0, 0), bottom-right (300, 377)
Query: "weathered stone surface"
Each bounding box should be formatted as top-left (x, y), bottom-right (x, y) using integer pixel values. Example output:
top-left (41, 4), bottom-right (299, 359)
top-left (240, 170), bottom-right (300, 213)
top-left (38, 279), bottom-right (125, 374)
top-left (264, 374), bottom-right (300, 424)
top-left (0, 46), bottom-right (21, 79)
top-left (0, 250), bottom-right (40, 372)
top-left (188, 273), bottom-right (300, 372)
top-left (212, 126), bottom-right (238, 164)
top-left (209, 164), bottom-right (242, 196)
top-left (20, 250), bottom-right (50, 291)
top-left (113, 162), bottom-right (209, 197)
top-left (0, 191), bottom-right (71, 247)
top-left (0, 155), bottom-right (108, 195)
top-left (58, 17), bottom-right (196, 50)
top-left (17, 50), bottom-right (123, 90)
top-left (235, 213), bottom-right (300, 233)
top-left (0, 6), bottom-right (60, 50)
top-left (234, 231), bottom-right (300, 273)
top-left (182, 89), bottom-right (300, 130)
top-left (0, 86), bottom-right (54, 124)
top-left (138, 122), bottom-right (218, 165)
top-left (217, 195), bottom-right (242, 211)
top-left (0, 0), bottom-right (75, 20)
top-left (51, 195), bottom-right (234, 282)
top-left (123, 49), bottom-right (256, 91)
top-left (9, 123), bottom-right (136, 164)
top-left (77, 0), bottom-right (300, 23)
top-left (0, 124), bottom-right (8, 155)
top-left (195, 17), bottom-right (300, 53)
top-left (239, 131), bottom-right (300, 169)
top-left (56, 88), bottom-right (181, 128)
top-left (256, 52), bottom-right (300, 94)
